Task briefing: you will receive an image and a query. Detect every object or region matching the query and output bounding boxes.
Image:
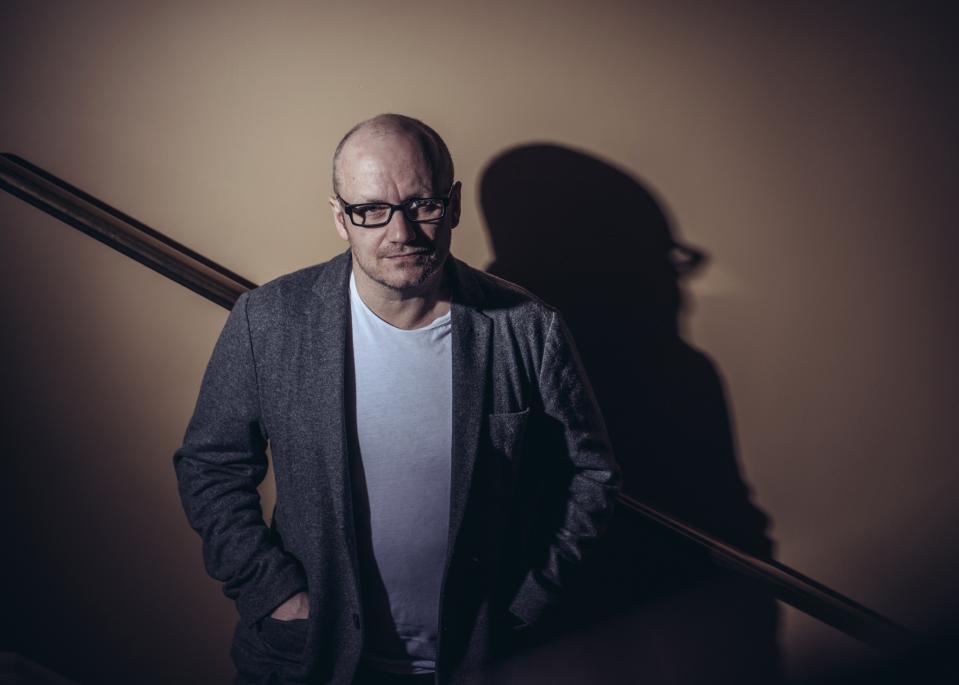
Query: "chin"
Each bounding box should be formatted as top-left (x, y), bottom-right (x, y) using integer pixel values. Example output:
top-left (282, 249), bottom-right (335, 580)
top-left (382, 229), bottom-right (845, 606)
top-left (375, 255), bottom-right (443, 292)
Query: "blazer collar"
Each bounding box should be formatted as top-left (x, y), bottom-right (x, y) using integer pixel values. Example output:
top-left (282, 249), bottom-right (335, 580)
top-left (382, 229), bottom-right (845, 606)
top-left (308, 248), bottom-right (488, 313)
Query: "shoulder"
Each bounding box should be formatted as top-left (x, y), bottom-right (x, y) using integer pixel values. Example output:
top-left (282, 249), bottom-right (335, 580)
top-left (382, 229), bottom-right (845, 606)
top-left (452, 257), bottom-right (556, 317)
top-left (450, 257), bottom-right (560, 340)
top-left (240, 250), bottom-right (349, 311)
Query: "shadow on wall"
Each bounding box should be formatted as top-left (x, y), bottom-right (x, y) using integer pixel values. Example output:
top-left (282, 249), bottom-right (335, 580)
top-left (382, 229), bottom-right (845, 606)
top-left (481, 144), bottom-right (781, 683)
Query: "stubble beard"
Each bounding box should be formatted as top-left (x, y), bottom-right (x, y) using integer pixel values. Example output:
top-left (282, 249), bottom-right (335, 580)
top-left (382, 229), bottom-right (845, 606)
top-left (354, 247), bottom-right (446, 294)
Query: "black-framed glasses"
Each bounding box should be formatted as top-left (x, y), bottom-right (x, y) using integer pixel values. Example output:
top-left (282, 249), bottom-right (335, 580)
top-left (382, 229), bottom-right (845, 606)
top-left (336, 184), bottom-right (455, 228)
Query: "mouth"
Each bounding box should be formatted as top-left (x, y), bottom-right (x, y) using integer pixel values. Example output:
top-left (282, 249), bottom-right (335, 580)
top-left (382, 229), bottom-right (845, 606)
top-left (386, 251), bottom-right (431, 259)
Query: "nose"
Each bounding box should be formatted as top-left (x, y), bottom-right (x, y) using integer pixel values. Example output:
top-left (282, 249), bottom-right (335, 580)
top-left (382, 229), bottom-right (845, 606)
top-left (384, 208), bottom-right (417, 243)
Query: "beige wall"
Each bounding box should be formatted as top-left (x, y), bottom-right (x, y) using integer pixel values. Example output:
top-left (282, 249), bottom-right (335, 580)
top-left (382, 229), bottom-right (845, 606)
top-left (2, 1), bottom-right (956, 682)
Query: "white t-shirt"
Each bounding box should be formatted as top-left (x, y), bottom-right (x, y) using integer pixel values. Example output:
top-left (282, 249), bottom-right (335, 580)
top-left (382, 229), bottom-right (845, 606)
top-left (346, 271), bottom-right (452, 674)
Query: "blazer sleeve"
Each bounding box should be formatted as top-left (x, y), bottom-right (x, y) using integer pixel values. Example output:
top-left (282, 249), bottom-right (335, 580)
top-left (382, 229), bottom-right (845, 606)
top-left (172, 290), bottom-right (307, 628)
top-left (509, 309), bottom-right (622, 627)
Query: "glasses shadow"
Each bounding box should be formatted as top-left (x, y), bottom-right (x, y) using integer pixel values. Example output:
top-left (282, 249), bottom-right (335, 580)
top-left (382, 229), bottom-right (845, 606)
top-left (479, 143), bottom-right (782, 684)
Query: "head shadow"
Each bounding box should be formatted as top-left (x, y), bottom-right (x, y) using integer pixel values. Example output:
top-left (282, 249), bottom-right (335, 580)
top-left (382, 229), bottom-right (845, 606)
top-left (480, 144), bottom-right (781, 681)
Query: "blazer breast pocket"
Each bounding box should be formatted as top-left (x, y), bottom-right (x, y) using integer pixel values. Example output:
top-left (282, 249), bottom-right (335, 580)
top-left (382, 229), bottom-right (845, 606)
top-left (486, 408), bottom-right (531, 496)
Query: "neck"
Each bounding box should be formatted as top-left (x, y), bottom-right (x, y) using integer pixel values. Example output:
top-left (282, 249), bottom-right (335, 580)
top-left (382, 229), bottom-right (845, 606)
top-left (352, 263), bottom-right (451, 330)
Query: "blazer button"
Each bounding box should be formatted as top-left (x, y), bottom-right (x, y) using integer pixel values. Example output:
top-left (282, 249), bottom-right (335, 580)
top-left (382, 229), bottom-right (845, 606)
top-left (352, 613), bottom-right (361, 629)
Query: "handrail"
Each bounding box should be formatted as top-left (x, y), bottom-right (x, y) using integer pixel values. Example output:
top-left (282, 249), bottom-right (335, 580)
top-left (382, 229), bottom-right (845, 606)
top-left (616, 494), bottom-right (910, 650)
top-left (0, 154), bottom-right (255, 309)
top-left (0, 152), bottom-right (913, 653)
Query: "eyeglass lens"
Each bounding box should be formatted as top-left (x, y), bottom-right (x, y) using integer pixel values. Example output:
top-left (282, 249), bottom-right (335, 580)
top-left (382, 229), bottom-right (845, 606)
top-left (353, 199), bottom-right (445, 227)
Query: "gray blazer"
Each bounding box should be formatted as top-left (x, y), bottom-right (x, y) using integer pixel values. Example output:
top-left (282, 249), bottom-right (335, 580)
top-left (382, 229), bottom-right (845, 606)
top-left (173, 250), bottom-right (621, 684)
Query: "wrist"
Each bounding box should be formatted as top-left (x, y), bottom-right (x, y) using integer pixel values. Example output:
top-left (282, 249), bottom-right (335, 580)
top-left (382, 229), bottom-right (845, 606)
top-left (269, 590), bottom-right (310, 620)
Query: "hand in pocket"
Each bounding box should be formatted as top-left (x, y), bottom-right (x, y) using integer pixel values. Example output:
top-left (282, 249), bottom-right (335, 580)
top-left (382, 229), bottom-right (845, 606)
top-left (258, 616), bottom-right (309, 657)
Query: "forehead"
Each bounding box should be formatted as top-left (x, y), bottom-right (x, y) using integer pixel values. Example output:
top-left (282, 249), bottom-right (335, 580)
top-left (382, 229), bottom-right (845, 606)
top-left (337, 131), bottom-right (434, 200)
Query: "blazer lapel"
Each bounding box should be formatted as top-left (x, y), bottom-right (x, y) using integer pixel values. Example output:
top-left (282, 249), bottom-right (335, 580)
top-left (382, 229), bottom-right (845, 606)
top-left (446, 257), bottom-right (492, 561)
top-left (297, 252), bottom-right (490, 573)
top-left (300, 251), bottom-right (355, 567)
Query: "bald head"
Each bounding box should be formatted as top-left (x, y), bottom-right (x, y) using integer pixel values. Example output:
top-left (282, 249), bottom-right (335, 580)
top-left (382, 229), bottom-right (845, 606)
top-left (332, 114), bottom-right (454, 196)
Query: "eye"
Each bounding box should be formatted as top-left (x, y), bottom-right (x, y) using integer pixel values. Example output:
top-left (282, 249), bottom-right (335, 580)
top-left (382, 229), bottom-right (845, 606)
top-left (406, 199), bottom-right (445, 220)
top-left (353, 204), bottom-right (391, 224)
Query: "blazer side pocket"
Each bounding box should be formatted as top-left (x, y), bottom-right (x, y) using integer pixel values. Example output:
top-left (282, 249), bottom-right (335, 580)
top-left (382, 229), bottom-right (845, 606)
top-left (257, 616), bottom-right (309, 661)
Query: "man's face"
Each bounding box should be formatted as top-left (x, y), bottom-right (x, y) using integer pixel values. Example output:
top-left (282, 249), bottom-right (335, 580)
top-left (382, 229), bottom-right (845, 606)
top-left (330, 132), bottom-right (460, 296)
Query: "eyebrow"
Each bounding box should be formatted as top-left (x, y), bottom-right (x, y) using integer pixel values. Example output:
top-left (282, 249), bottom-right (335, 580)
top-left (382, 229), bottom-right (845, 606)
top-left (349, 188), bottom-right (437, 204)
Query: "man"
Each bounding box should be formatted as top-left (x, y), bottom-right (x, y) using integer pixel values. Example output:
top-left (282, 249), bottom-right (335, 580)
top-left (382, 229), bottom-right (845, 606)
top-left (173, 114), bottom-right (621, 685)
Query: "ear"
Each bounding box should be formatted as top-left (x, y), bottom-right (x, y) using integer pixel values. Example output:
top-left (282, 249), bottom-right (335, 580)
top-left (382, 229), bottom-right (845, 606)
top-left (448, 181), bottom-right (462, 230)
top-left (329, 195), bottom-right (351, 242)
